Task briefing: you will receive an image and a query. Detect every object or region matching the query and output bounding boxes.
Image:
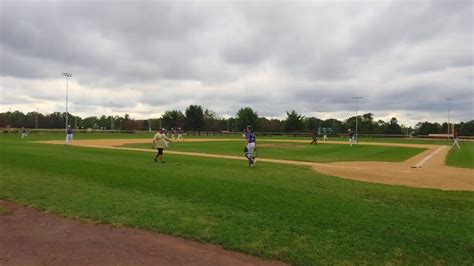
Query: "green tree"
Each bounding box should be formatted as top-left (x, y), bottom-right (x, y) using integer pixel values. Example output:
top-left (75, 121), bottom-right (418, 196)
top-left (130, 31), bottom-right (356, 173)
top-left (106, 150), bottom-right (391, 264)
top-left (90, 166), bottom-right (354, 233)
top-left (236, 107), bottom-right (259, 131)
top-left (161, 110), bottom-right (186, 129)
top-left (185, 105), bottom-right (205, 131)
top-left (204, 109), bottom-right (221, 131)
top-left (284, 110), bottom-right (305, 132)
top-left (385, 117), bottom-right (402, 134)
top-left (305, 117), bottom-right (319, 132)
top-left (458, 120), bottom-right (474, 136)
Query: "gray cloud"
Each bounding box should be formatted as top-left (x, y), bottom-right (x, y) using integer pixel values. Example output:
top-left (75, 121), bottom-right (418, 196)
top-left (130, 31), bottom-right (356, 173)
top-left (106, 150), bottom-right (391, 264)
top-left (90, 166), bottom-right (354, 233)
top-left (0, 0), bottom-right (472, 123)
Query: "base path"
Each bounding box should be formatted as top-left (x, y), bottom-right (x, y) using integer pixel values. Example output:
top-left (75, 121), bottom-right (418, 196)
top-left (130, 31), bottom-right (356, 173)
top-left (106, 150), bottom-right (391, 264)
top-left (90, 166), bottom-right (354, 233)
top-left (0, 200), bottom-right (284, 266)
top-left (39, 139), bottom-right (474, 191)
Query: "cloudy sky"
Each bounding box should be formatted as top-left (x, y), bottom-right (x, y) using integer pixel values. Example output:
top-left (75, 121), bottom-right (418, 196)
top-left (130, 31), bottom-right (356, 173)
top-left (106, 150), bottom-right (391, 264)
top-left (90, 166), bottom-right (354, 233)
top-left (1, 0), bottom-right (472, 125)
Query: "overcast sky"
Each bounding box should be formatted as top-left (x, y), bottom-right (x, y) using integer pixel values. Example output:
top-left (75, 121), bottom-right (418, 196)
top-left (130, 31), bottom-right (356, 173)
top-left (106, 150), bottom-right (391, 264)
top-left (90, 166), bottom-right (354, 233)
top-left (1, 0), bottom-right (472, 125)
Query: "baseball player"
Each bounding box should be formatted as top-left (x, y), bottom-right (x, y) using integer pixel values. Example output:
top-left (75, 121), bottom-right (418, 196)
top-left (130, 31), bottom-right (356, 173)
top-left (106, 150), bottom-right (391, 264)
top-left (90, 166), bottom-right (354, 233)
top-left (177, 127), bottom-right (184, 142)
top-left (171, 128), bottom-right (176, 140)
top-left (452, 131), bottom-right (461, 149)
top-left (348, 129), bottom-right (355, 147)
top-left (21, 127), bottom-right (28, 139)
top-left (310, 129), bottom-right (317, 145)
top-left (65, 125), bottom-right (73, 145)
top-left (152, 129), bottom-right (172, 163)
top-left (244, 125), bottom-right (257, 167)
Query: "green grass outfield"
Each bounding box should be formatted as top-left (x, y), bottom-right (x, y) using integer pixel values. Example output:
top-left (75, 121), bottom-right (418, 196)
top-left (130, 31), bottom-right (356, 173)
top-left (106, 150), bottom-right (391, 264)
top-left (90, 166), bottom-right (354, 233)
top-left (446, 143), bottom-right (474, 169)
top-left (126, 140), bottom-right (426, 163)
top-left (1, 135), bottom-right (473, 264)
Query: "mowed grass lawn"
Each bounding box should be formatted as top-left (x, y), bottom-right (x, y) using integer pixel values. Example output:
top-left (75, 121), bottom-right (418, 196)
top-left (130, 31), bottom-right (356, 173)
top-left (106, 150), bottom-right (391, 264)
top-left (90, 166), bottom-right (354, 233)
top-left (1, 135), bottom-right (473, 265)
top-left (126, 140), bottom-right (426, 163)
top-left (446, 142), bottom-right (474, 169)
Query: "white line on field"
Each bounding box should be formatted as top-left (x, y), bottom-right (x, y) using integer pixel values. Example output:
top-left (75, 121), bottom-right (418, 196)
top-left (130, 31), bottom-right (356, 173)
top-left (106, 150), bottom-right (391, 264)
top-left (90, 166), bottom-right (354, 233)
top-left (414, 146), bottom-right (447, 168)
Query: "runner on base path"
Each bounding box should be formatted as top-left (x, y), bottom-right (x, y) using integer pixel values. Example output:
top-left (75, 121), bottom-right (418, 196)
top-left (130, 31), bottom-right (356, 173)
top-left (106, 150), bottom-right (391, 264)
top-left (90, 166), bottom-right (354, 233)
top-left (152, 129), bottom-right (172, 163)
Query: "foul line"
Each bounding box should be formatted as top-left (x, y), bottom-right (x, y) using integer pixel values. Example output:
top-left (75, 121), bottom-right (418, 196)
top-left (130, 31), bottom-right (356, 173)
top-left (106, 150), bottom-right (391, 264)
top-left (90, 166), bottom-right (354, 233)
top-left (414, 146), bottom-right (447, 168)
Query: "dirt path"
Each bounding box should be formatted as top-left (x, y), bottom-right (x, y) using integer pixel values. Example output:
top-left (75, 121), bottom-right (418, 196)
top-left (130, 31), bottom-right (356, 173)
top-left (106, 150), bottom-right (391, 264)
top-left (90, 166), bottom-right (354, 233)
top-left (38, 138), bottom-right (473, 191)
top-left (0, 200), bottom-right (285, 266)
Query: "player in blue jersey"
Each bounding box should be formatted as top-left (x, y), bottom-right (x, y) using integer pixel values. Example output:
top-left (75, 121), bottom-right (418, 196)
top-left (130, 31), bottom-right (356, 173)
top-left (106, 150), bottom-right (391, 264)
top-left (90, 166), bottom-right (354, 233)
top-left (244, 125), bottom-right (257, 167)
top-left (348, 129), bottom-right (354, 147)
top-left (65, 125), bottom-right (73, 145)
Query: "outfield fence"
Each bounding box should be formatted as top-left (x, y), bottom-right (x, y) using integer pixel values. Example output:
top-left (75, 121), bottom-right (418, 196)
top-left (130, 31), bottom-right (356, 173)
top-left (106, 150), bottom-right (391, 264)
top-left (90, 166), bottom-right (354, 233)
top-left (2, 128), bottom-right (473, 140)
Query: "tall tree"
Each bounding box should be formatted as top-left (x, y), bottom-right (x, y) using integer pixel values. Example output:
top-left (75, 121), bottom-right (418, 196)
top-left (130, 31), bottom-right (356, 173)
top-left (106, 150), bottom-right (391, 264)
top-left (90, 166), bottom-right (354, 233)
top-left (284, 110), bottom-right (305, 132)
top-left (161, 110), bottom-right (186, 129)
top-left (204, 109), bottom-right (221, 131)
top-left (236, 107), bottom-right (259, 131)
top-left (185, 105), bottom-right (205, 131)
top-left (304, 117), bottom-right (319, 132)
top-left (385, 117), bottom-right (402, 134)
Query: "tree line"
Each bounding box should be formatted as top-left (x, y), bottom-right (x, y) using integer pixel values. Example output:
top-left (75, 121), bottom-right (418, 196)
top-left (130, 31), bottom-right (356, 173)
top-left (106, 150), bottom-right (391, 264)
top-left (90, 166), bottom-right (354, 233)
top-left (0, 106), bottom-right (472, 136)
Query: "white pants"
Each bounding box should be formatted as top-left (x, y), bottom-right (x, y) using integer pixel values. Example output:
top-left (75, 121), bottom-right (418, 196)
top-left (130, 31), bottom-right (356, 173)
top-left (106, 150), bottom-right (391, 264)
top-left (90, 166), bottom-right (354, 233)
top-left (349, 137), bottom-right (354, 146)
top-left (246, 143), bottom-right (256, 157)
top-left (21, 133), bottom-right (27, 139)
top-left (65, 134), bottom-right (73, 144)
top-left (178, 134), bottom-right (183, 141)
top-left (453, 139), bottom-right (461, 149)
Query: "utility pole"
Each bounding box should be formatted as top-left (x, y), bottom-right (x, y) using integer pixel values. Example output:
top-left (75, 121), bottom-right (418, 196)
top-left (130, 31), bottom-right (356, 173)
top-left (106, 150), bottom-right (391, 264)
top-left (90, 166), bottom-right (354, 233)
top-left (110, 101), bottom-right (114, 130)
top-left (74, 102), bottom-right (78, 129)
top-left (148, 110), bottom-right (151, 131)
top-left (35, 108), bottom-right (39, 129)
top-left (406, 114), bottom-right (410, 137)
top-left (446, 98), bottom-right (453, 140)
top-left (351, 97), bottom-right (363, 142)
top-left (62, 72), bottom-right (72, 130)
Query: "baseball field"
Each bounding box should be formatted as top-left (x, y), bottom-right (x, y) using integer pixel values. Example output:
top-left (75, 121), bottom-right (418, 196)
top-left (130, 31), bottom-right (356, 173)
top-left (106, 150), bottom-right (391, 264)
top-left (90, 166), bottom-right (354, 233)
top-left (1, 133), bottom-right (473, 265)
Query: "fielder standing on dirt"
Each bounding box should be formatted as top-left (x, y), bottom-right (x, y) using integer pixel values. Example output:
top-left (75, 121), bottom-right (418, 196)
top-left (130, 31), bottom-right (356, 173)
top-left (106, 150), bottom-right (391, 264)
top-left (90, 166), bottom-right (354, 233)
top-left (65, 125), bottom-right (73, 145)
top-left (244, 125), bottom-right (257, 167)
top-left (152, 129), bottom-right (172, 163)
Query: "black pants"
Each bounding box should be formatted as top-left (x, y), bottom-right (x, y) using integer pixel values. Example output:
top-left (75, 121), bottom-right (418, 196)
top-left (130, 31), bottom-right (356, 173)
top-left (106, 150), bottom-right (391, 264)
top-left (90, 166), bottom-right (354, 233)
top-left (157, 148), bottom-right (164, 155)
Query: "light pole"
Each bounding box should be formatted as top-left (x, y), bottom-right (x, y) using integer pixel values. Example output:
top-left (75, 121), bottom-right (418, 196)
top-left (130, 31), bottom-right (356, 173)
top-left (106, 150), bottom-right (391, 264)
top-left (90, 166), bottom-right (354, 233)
top-left (62, 72), bottom-right (72, 130)
top-left (406, 114), bottom-right (410, 137)
top-left (74, 102), bottom-right (78, 129)
top-left (351, 96), bottom-right (363, 141)
top-left (110, 101), bottom-right (114, 130)
top-left (317, 110), bottom-right (326, 135)
top-left (446, 98), bottom-right (453, 140)
top-left (35, 108), bottom-right (39, 129)
top-left (148, 110), bottom-right (151, 131)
